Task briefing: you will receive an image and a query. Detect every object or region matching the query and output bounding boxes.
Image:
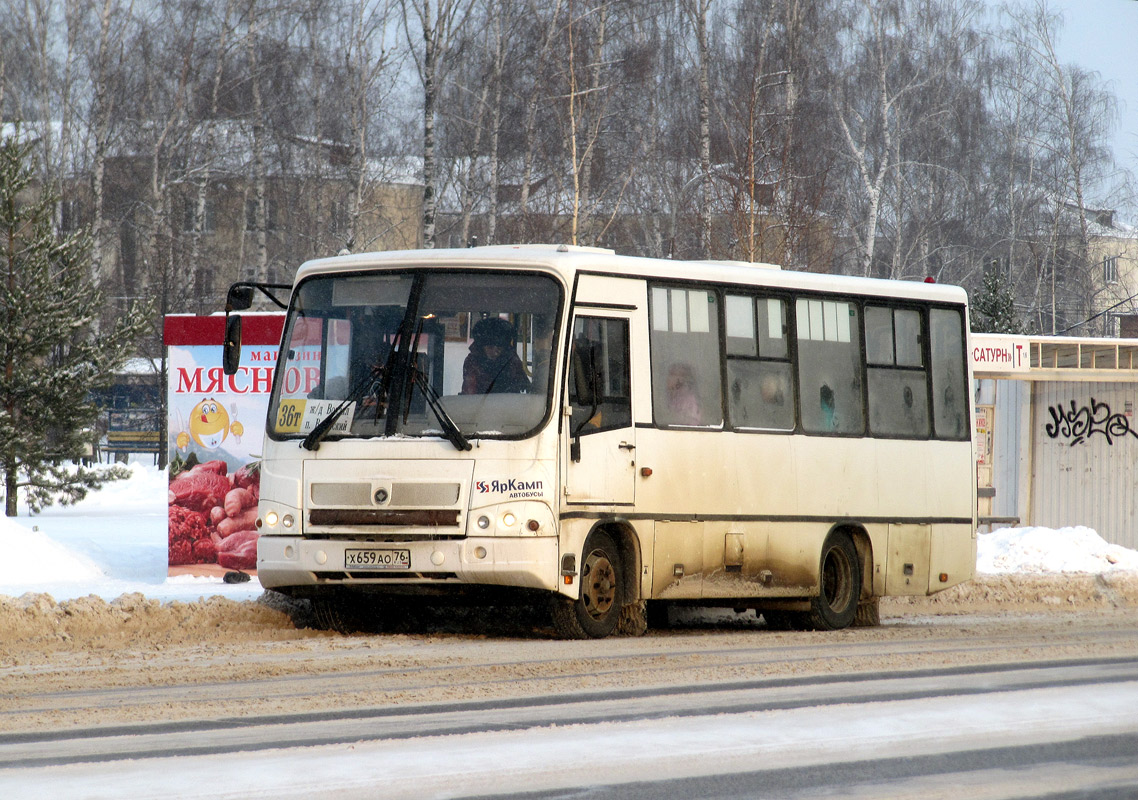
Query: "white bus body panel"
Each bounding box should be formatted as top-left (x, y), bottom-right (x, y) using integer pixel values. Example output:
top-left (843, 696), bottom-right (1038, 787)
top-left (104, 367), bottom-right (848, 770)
top-left (251, 246), bottom-right (976, 611)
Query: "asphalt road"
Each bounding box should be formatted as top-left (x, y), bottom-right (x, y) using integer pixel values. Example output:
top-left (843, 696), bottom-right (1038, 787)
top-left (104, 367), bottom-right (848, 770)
top-left (2, 608), bottom-right (1137, 799)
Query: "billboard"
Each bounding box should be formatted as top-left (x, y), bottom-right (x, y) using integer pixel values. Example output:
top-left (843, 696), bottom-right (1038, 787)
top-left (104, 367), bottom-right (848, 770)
top-left (164, 314), bottom-right (285, 577)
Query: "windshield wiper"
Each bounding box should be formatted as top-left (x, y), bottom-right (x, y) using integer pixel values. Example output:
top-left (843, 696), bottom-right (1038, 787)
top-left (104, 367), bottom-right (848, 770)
top-left (301, 362), bottom-right (390, 451)
top-left (402, 316), bottom-right (470, 451)
top-left (409, 366), bottom-right (471, 451)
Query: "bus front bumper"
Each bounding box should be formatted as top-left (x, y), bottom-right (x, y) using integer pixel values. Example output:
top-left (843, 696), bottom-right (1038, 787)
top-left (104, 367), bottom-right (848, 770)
top-left (256, 535), bottom-right (560, 593)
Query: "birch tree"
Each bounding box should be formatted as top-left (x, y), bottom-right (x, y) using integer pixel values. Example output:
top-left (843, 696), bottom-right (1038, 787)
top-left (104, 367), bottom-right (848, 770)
top-left (401, 0), bottom-right (475, 248)
top-left (683, 0), bottom-right (714, 257)
top-left (997, 0), bottom-right (1122, 333)
top-left (341, 0), bottom-right (400, 252)
top-left (87, 0), bottom-right (135, 289)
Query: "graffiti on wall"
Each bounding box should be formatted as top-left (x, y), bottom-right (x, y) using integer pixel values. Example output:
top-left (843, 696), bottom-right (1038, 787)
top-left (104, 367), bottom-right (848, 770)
top-left (1045, 398), bottom-right (1138, 446)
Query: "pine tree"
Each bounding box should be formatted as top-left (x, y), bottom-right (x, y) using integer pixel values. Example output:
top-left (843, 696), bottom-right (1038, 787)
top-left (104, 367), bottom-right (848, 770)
top-left (970, 265), bottom-right (1025, 335)
top-left (0, 132), bottom-right (152, 516)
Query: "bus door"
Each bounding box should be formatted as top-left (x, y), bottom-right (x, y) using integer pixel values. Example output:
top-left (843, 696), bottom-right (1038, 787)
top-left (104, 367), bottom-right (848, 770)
top-left (564, 314), bottom-right (635, 505)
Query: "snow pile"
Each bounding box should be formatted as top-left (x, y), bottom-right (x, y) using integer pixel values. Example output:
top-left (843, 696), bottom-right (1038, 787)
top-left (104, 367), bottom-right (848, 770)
top-left (978, 526), bottom-right (1138, 574)
top-left (0, 518), bottom-right (105, 585)
top-left (0, 462), bottom-right (263, 602)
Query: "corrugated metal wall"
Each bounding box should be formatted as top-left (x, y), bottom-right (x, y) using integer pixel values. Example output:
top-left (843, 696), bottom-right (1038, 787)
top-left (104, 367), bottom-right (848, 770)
top-left (1030, 382), bottom-right (1138, 550)
top-left (992, 380), bottom-right (1026, 520)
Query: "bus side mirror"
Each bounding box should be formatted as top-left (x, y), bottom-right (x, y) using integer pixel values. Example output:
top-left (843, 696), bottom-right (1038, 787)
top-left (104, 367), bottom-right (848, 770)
top-left (223, 314), bottom-right (243, 375)
top-left (569, 341), bottom-right (601, 462)
top-left (571, 342), bottom-right (597, 407)
top-left (226, 284), bottom-right (255, 311)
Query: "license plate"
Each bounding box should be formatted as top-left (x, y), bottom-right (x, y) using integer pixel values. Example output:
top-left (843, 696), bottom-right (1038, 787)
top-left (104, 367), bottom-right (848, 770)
top-left (344, 548), bottom-right (411, 570)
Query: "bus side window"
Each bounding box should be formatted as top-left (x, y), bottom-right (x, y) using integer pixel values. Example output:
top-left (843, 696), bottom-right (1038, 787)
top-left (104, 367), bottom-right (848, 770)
top-left (865, 305), bottom-right (929, 438)
top-left (650, 286), bottom-right (723, 428)
top-left (795, 298), bottom-right (864, 435)
top-left (929, 308), bottom-right (968, 439)
top-left (725, 294), bottom-right (794, 431)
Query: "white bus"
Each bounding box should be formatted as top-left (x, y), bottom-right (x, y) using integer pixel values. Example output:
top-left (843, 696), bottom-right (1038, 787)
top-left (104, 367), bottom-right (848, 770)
top-left (224, 245), bottom-right (976, 638)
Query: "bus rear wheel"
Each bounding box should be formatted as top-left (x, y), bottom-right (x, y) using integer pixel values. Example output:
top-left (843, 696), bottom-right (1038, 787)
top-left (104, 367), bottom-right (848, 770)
top-left (551, 531), bottom-right (624, 639)
top-left (805, 531), bottom-right (861, 630)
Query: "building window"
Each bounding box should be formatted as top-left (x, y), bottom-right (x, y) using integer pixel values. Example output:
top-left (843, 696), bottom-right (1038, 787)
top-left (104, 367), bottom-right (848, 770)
top-left (59, 197), bottom-right (81, 232)
top-left (1104, 256), bottom-right (1119, 285)
top-left (245, 197), bottom-right (277, 231)
top-left (182, 195), bottom-right (215, 233)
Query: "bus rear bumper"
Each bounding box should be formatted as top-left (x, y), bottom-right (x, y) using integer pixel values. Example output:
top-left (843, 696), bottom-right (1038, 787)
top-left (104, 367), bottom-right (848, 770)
top-left (256, 535), bottom-right (559, 593)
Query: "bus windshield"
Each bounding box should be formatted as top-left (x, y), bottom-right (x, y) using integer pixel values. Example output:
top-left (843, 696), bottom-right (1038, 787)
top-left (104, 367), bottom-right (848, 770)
top-left (268, 269), bottom-right (562, 443)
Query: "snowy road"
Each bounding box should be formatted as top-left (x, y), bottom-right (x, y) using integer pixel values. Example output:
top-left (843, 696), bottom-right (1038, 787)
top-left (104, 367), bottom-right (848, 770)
top-left (3, 613), bottom-right (1138, 799)
top-left (2, 656), bottom-right (1137, 799)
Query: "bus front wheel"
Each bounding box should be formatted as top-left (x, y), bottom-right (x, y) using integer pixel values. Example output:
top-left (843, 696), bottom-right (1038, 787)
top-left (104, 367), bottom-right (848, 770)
top-left (805, 531), bottom-right (861, 630)
top-left (311, 593), bottom-right (369, 634)
top-left (552, 531), bottom-right (624, 639)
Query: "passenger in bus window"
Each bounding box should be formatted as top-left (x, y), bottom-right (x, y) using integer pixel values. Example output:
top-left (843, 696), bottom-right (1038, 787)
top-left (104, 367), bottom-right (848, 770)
top-left (462, 317), bottom-right (531, 395)
top-left (666, 362), bottom-right (702, 425)
top-left (760, 373), bottom-right (786, 407)
top-left (820, 384), bottom-right (837, 430)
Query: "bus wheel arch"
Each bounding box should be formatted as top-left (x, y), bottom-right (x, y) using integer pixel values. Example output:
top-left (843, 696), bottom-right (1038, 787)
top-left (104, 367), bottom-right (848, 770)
top-left (552, 522), bottom-right (642, 639)
top-left (604, 520), bottom-right (648, 636)
top-left (839, 524), bottom-right (881, 628)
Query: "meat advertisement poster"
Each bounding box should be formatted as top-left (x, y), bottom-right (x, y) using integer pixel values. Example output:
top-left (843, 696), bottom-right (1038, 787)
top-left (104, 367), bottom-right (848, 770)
top-left (164, 314), bottom-right (285, 577)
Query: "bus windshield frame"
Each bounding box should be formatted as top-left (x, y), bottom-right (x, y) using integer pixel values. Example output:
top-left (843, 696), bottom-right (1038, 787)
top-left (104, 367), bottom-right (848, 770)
top-left (266, 268), bottom-right (564, 444)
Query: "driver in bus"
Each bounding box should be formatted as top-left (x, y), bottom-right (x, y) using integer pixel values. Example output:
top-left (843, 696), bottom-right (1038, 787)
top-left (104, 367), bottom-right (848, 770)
top-left (462, 317), bottom-right (531, 395)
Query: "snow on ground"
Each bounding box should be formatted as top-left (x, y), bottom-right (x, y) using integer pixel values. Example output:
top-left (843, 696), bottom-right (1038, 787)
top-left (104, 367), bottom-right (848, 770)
top-left (0, 463), bottom-right (1136, 603)
top-left (979, 525), bottom-right (1138, 574)
top-left (0, 461), bottom-right (263, 603)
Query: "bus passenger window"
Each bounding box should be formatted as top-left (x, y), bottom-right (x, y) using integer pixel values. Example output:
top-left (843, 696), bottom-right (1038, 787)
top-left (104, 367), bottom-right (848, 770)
top-left (865, 305), bottom-right (929, 438)
top-left (650, 286), bottom-right (723, 428)
top-left (795, 298), bottom-right (863, 435)
top-left (726, 295), bottom-right (794, 431)
top-left (930, 308), bottom-right (968, 439)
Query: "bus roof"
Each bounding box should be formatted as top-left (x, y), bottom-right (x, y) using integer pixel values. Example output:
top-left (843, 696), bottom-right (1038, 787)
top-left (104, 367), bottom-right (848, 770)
top-left (294, 244), bottom-right (969, 306)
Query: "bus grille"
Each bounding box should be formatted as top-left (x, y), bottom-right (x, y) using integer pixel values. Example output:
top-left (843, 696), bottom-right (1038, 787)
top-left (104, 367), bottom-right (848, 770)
top-left (309, 482), bottom-right (461, 508)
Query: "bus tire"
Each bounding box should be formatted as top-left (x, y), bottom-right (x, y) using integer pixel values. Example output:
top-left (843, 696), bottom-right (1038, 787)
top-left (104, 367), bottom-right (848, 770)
top-left (805, 531), bottom-right (861, 630)
top-left (312, 594), bottom-right (367, 634)
top-left (617, 600), bottom-right (648, 636)
top-left (551, 531), bottom-right (624, 639)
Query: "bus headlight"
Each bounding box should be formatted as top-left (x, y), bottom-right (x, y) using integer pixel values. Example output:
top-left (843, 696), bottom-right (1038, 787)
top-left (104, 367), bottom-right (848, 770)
top-left (264, 510), bottom-right (279, 528)
top-left (501, 512), bottom-right (517, 528)
top-left (282, 514), bottom-right (294, 528)
top-left (477, 515), bottom-right (491, 530)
